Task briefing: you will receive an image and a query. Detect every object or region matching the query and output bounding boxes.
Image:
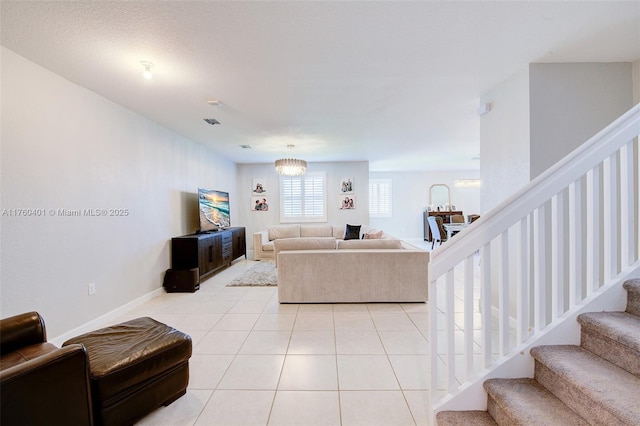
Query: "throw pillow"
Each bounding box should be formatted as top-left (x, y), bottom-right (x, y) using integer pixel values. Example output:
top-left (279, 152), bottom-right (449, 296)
top-left (344, 224), bottom-right (361, 240)
top-left (363, 230), bottom-right (384, 239)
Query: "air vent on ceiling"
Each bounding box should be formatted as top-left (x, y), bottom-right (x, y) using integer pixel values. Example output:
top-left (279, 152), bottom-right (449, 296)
top-left (240, 145), bottom-right (252, 149)
top-left (204, 118), bottom-right (221, 125)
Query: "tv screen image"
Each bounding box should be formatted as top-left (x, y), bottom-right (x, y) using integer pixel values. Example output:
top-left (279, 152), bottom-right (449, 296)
top-left (198, 188), bottom-right (230, 232)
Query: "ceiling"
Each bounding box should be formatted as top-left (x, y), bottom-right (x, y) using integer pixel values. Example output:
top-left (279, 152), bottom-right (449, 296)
top-left (2, 1), bottom-right (639, 171)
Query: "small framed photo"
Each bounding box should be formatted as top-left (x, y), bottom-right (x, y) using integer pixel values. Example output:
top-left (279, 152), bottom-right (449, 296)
top-left (340, 177), bottom-right (354, 194)
top-left (252, 196), bottom-right (269, 211)
top-left (252, 178), bottom-right (266, 195)
top-left (339, 195), bottom-right (356, 209)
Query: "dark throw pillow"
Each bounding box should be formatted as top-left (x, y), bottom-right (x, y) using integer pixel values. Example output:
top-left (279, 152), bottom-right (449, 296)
top-left (344, 224), bottom-right (361, 240)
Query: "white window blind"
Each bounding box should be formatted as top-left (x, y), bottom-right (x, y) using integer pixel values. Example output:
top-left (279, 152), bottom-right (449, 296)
top-left (369, 179), bottom-right (392, 217)
top-left (280, 172), bottom-right (327, 222)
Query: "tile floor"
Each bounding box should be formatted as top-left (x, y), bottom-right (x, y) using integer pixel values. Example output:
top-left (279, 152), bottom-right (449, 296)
top-left (98, 239), bottom-right (512, 425)
top-left (109, 250), bottom-right (437, 425)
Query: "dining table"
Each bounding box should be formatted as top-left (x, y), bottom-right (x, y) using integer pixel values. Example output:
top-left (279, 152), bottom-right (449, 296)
top-left (443, 223), bottom-right (469, 240)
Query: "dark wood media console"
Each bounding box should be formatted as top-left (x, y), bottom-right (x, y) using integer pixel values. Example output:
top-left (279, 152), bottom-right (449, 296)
top-left (171, 227), bottom-right (246, 282)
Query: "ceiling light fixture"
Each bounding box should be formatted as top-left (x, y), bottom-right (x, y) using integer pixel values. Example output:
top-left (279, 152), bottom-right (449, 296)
top-left (275, 145), bottom-right (307, 176)
top-left (140, 61), bottom-right (155, 79)
top-left (455, 179), bottom-right (481, 188)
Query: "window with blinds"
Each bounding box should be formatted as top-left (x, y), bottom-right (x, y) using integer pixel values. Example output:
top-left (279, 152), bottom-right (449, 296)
top-left (369, 178), bottom-right (392, 217)
top-left (280, 171), bottom-right (327, 222)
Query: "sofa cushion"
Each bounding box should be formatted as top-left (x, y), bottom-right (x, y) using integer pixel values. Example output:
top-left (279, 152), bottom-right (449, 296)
top-left (275, 238), bottom-right (337, 251)
top-left (268, 224), bottom-right (300, 241)
top-left (363, 230), bottom-right (384, 239)
top-left (333, 225), bottom-right (345, 239)
top-left (300, 224), bottom-right (334, 238)
top-left (337, 239), bottom-right (403, 249)
top-left (344, 224), bottom-right (361, 240)
top-left (261, 241), bottom-right (275, 252)
top-left (274, 237), bottom-right (337, 266)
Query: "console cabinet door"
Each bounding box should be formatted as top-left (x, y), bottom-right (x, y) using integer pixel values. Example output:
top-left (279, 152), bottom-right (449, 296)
top-left (232, 228), bottom-right (246, 260)
top-left (198, 234), bottom-right (223, 275)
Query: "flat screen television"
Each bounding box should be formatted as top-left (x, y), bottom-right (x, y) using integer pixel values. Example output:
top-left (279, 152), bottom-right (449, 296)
top-left (198, 188), bottom-right (230, 232)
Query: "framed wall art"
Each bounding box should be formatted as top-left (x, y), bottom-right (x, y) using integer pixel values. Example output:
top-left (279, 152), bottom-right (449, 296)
top-left (340, 177), bottom-right (353, 194)
top-left (252, 196), bottom-right (269, 211)
top-left (339, 195), bottom-right (356, 210)
top-left (252, 178), bottom-right (267, 195)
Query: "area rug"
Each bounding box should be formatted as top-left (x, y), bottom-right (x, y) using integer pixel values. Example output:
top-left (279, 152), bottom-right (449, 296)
top-left (226, 261), bottom-right (277, 286)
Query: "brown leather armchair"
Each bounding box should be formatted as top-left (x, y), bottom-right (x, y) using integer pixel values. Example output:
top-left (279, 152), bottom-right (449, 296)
top-left (0, 311), bottom-right (94, 425)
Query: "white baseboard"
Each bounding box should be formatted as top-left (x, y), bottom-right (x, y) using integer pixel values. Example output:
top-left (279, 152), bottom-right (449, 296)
top-left (50, 287), bottom-right (164, 347)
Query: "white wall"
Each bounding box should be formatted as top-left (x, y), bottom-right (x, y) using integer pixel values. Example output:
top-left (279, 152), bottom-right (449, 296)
top-left (634, 59), bottom-right (640, 104)
top-left (238, 161), bottom-right (369, 257)
top-left (479, 67), bottom-right (531, 214)
top-left (480, 62), bottom-right (636, 316)
top-left (237, 166), bottom-right (481, 244)
top-left (1, 48), bottom-right (238, 338)
top-left (529, 62), bottom-right (633, 179)
top-left (369, 170), bottom-right (480, 240)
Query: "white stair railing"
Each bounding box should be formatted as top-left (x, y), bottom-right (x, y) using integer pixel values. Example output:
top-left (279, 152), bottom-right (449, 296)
top-left (429, 103), bottom-right (640, 413)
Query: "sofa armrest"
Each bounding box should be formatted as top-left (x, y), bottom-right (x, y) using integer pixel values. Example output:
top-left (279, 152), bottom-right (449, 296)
top-left (253, 231), bottom-right (270, 260)
top-left (0, 343), bottom-right (94, 425)
top-left (0, 312), bottom-right (46, 354)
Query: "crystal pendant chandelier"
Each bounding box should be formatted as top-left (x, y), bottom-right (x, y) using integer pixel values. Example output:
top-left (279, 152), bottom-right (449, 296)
top-left (275, 145), bottom-right (307, 176)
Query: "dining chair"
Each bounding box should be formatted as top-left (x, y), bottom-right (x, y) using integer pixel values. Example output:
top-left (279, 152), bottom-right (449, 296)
top-left (451, 214), bottom-right (465, 223)
top-left (428, 216), bottom-right (444, 249)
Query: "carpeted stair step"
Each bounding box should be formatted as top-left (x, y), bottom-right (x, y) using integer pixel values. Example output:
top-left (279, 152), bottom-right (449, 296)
top-left (578, 311), bottom-right (640, 376)
top-left (484, 378), bottom-right (588, 425)
top-left (436, 410), bottom-right (497, 425)
top-left (531, 345), bottom-right (640, 425)
top-left (624, 279), bottom-right (640, 317)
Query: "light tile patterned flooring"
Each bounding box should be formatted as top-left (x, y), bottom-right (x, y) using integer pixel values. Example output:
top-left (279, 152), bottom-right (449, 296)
top-left (110, 253), bottom-right (435, 425)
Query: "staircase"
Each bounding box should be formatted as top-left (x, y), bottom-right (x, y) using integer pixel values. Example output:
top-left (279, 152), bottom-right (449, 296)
top-left (436, 278), bottom-right (640, 425)
top-left (428, 104), bottom-right (640, 419)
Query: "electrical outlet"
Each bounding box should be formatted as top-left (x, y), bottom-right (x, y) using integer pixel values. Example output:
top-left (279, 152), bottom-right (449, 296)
top-left (88, 282), bottom-right (96, 295)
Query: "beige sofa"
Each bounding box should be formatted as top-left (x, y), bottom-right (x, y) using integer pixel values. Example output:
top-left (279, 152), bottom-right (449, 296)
top-left (253, 223), bottom-right (372, 261)
top-left (276, 238), bottom-right (430, 303)
top-left (254, 224), bottom-right (429, 303)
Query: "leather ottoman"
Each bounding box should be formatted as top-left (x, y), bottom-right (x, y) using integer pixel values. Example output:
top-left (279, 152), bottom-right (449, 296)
top-left (64, 317), bottom-right (192, 426)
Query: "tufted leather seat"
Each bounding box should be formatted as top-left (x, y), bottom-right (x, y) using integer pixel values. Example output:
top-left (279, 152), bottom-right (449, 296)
top-left (64, 316), bottom-right (192, 426)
